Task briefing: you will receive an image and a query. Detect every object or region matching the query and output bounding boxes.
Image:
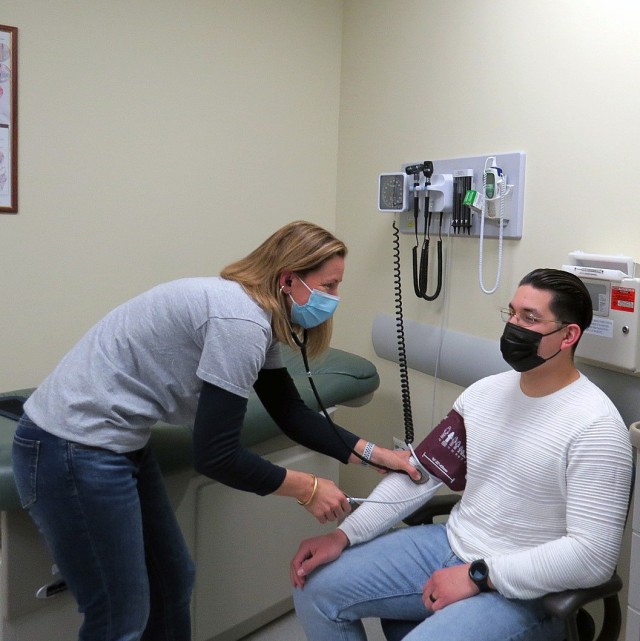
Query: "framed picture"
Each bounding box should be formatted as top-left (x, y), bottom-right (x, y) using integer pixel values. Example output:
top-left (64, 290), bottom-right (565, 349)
top-left (0, 25), bottom-right (17, 213)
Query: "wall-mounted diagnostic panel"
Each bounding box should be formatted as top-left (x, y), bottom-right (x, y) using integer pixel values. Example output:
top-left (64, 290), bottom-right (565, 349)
top-left (562, 251), bottom-right (640, 375)
top-left (378, 152), bottom-right (526, 240)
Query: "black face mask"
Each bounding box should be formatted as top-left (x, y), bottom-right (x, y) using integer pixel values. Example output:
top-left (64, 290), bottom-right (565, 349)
top-left (500, 322), bottom-right (565, 372)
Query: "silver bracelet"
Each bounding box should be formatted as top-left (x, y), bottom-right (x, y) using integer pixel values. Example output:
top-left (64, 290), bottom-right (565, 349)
top-left (360, 441), bottom-right (375, 466)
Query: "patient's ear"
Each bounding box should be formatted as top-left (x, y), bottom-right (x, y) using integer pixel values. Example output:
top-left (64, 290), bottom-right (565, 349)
top-left (562, 324), bottom-right (582, 349)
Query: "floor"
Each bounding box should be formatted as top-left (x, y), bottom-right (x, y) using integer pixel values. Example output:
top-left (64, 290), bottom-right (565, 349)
top-left (240, 609), bottom-right (388, 641)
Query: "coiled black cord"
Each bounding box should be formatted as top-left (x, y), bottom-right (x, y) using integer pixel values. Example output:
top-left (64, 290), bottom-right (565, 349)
top-left (289, 222), bottom-right (419, 471)
top-left (392, 219), bottom-right (415, 444)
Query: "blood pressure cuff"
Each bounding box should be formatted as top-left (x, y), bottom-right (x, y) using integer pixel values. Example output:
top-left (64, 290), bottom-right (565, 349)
top-left (413, 409), bottom-right (467, 491)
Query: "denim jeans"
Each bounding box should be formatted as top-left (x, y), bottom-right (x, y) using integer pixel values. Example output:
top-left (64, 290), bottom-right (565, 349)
top-left (293, 523), bottom-right (565, 641)
top-left (12, 415), bottom-right (195, 641)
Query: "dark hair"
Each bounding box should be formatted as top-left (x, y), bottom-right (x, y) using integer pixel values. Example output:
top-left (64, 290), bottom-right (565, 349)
top-left (519, 268), bottom-right (593, 339)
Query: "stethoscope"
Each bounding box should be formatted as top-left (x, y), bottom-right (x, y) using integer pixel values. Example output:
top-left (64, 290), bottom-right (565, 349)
top-left (290, 328), bottom-right (431, 506)
top-left (289, 328), bottom-right (382, 467)
top-left (407, 162), bottom-right (443, 302)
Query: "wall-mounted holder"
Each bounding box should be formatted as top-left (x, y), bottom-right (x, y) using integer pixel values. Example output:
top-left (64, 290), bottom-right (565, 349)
top-left (395, 152), bottom-right (526, 240)
top-left (426, 173), bottom-right (453, 214)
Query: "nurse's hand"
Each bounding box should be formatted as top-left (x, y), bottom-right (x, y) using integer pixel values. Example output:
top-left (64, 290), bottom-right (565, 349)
top-left (290, 530), bottom-right (349, 589)
top-left (274, 470), bottom-right (352, 524)
top-left (303, 476), bottom-right (353, 524)
top-left (352, 441), bottom-right (423, 482)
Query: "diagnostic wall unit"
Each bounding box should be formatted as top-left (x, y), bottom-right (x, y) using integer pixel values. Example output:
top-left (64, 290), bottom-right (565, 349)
top-left (382, 152), bottom-right (526, 240)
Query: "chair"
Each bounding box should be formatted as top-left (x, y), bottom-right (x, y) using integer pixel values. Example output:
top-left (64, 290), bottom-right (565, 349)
top-left (380, 494), bottom-right (624, 641)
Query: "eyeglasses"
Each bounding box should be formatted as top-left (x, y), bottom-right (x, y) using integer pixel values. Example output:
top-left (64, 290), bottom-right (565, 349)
top-left (500, 308), bottom-right (567, 327)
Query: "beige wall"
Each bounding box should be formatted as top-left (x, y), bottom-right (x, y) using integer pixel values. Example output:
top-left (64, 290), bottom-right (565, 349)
top-left (331, 4), bottom-right (639, 632)
top-left (2, 0), bottom-right (638, 492)
top-left (0, 0), bottom-right (343, 389)
top-left (3, 0), bottom-right (638, 501)
top-left (1, 0), bottom-right (638, 632)
top-left (334, 0), bottom-right (640, 494)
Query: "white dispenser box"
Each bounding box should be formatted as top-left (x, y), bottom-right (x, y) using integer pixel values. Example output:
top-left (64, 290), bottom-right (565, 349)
top-left (562, 251), bottom-right (640, 375)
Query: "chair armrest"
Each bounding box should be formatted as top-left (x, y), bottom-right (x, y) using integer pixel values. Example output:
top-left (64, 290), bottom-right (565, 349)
top-left (542, 573), bottom-right (622, 619)
top-left (402, 494), bottom-right (461, 526)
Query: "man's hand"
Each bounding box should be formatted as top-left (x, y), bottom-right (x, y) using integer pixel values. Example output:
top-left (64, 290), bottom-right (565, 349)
top-left (422, 564), bottom-right (480, 611)
top-left (290, 530), bottom-right (350, 589)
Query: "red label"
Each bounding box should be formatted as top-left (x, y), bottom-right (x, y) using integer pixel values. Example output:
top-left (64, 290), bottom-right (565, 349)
top-left (611, 286), bottom-right (636, 312)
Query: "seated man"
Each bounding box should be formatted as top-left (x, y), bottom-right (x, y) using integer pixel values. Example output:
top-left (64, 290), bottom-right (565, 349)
top-left (290, 268), bottom-right (633, 641)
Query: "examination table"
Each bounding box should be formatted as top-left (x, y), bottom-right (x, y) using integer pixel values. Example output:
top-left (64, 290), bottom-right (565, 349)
top-left (0, 346), bottom-right (379, 641)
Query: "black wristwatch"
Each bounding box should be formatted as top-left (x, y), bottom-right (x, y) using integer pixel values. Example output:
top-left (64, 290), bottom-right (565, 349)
top-left (469, 559), bottom-right (491, 592)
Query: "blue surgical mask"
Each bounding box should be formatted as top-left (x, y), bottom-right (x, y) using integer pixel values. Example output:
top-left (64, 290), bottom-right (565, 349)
top-left (289, 276), bottom-right (340, 329)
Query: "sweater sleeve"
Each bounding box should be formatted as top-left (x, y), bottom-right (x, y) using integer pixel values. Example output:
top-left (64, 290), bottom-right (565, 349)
top-left (487, 417), bottom-right (632, 599)
top-left (252, 367), bottom-right (358, 463)
top-left (192, 381), bottom-right (287, 495)
top-left (338, 472), bottom-right (443, 545)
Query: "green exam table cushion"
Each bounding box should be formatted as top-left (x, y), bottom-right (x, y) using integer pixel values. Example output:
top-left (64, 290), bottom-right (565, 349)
top-left (0, 347), bottom-right (379, 511)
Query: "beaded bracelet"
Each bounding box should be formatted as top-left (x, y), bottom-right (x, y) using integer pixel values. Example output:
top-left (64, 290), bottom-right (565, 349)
top-left (297, 473), bottom-right (318, 506)
top-left (360, 441), bottom-right (375, 466)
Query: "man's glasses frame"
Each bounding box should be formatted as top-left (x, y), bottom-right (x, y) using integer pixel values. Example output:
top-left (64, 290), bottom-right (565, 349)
top-left (500, 308), bottom-right (567, 327)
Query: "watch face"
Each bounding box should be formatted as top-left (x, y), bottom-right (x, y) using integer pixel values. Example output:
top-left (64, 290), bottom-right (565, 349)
top-left (469, 559), bottom-right (490, 591)
top-left (379, 173), bottom-right (407, 212)
top-left (469, 561), bottom-right (488, 581)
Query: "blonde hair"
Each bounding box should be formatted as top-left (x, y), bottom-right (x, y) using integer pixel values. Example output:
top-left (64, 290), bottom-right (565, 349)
top-left (220, 221), bottom-right (347, 358)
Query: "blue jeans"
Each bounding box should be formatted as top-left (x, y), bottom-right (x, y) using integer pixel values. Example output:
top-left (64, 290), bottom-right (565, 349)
top-left (12, 415), bottom-right (195, 641)
top-left (293, 524), bottom-right (565, 641)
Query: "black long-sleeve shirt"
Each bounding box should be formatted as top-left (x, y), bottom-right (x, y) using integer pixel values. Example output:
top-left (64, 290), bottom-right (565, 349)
top-left (192, 367), bottom-right (359, 494)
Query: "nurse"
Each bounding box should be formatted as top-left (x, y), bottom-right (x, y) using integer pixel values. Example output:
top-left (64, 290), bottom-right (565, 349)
top-left (12, 220), bottom-right (419, 641)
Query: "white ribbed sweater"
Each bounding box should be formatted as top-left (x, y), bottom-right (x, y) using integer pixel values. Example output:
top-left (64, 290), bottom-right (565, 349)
top-left (339, 371), bottom-right (632, 599)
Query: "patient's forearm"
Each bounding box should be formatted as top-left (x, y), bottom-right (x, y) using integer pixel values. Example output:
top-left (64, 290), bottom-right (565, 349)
top-left (339, 472), bottom-right (442, 546)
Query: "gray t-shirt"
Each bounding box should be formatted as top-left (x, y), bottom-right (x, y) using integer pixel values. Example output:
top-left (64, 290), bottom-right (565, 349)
top-left (25, 277), bottom-right (283, 452)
